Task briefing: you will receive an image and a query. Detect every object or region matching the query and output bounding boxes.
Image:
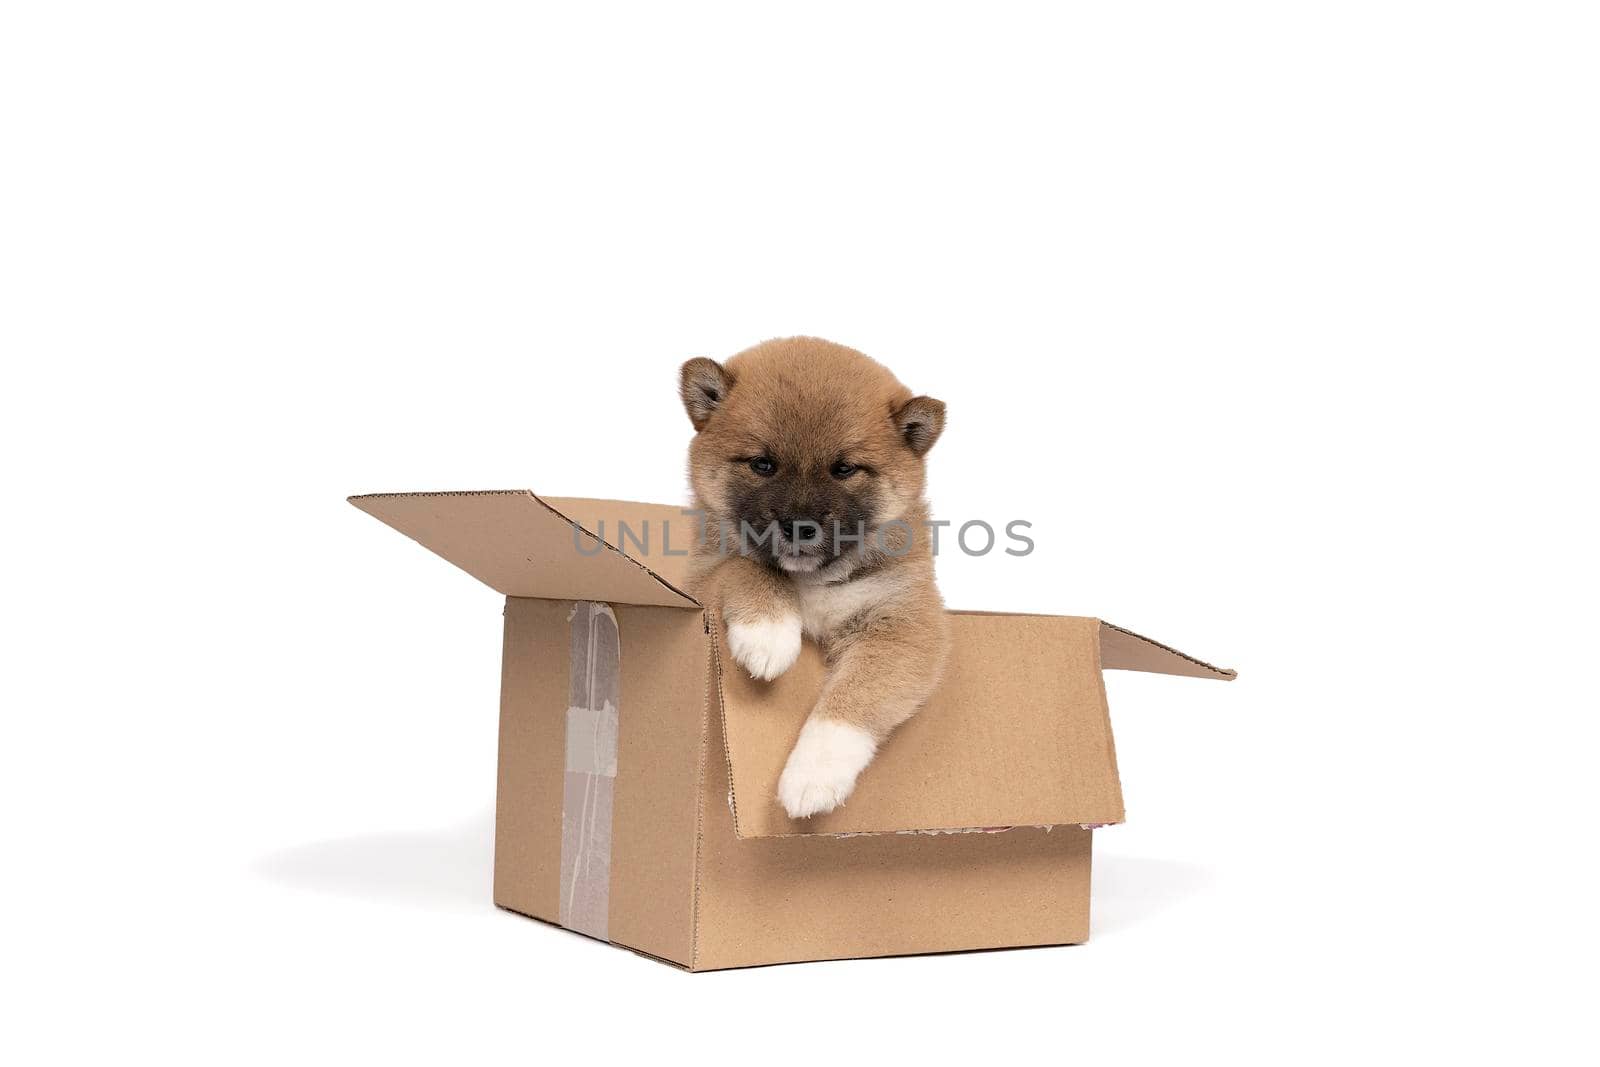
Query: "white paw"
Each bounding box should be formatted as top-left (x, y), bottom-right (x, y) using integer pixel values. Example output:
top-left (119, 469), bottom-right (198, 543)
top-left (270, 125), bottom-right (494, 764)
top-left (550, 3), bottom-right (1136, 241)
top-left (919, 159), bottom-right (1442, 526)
top-left (727, 614), bottom-right (802, 681)
top-left (777, 718), bottom-right (877, 818)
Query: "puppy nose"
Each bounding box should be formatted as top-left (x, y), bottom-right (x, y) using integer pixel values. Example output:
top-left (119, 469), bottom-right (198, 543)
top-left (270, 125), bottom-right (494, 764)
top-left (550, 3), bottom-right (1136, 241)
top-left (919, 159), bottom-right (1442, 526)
top-left (777, 516), bottom-right (823, 542)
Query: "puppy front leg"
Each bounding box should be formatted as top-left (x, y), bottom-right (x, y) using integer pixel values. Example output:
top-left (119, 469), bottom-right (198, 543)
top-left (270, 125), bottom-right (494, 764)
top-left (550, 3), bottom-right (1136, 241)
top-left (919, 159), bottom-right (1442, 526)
top-left (713, 556), bottom-right (803, 682)
top-left (777, 616), bottom-right (948, 818)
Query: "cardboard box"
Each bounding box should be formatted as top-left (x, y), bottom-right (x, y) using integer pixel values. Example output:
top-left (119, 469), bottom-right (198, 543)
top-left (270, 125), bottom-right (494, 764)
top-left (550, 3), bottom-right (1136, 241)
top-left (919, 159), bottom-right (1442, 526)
top-left (351, 489), bottom-right (1235, 970)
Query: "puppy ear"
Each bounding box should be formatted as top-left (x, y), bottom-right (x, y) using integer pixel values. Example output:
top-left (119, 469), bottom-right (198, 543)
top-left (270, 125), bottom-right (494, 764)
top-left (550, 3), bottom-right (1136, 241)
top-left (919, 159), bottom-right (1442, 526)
top-left (894, 395), bottom-right (946, 455)
top-left (679, 358), bottom-right (732, 431)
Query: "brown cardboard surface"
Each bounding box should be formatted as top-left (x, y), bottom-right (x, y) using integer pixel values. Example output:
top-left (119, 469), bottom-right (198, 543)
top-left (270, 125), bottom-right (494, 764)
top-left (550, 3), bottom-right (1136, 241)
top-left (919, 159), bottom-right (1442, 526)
top-left (541, 496), bottom-right (698, 595)
top-left (604, 602), bottom-right (709, 966)
top-left (1099, 621), bottom-right (1238, 680)
top-left (492, 597), bottom-right (571, 924)
top-left (693, 692), bottom-right (1091, 970)
top-left (348, 491), bottom-right (697, 608)
top-left (494, 597), bottom-right (708, 966)
top-left (716, 613), bottom-right (1127, 837)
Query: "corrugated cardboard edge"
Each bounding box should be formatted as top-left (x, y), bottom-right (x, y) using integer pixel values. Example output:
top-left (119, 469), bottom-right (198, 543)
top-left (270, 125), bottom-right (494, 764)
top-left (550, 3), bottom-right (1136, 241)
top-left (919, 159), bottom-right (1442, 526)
top-left (1088, 626), bottom-right (1127, 828)
top-left (685, 933), bottom-right (1092, 973)
top-left (706, 611), bottom-right (744, 839)
top-left (347, 489), bottom-right (701, 609)
top-left (689, 612), bottom-right (718, 971)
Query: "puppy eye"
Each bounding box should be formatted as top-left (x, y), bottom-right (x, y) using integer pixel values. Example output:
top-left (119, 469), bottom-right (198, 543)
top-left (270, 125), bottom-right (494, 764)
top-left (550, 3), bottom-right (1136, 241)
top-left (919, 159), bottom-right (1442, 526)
top-left (749, 457), bottom-right (777, 476)
top-left (831, 462), bottom-right (858, 480)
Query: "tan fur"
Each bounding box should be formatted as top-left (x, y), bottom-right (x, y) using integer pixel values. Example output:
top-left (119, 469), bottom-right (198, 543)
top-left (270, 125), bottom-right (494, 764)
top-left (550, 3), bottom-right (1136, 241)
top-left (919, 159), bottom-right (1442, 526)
top-left (680, 337), bottom-right (951, 815)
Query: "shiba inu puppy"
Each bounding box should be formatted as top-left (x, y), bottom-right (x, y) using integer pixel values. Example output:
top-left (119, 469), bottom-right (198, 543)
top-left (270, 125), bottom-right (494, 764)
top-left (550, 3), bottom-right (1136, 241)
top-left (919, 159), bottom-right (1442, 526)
top-left (679, 337), bottom-right (951, 818)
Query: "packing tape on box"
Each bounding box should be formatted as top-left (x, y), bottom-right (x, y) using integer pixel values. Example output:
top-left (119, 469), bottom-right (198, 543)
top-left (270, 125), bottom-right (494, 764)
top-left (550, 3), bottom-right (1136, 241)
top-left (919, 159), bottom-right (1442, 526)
top-left (559, 601), bottom-right (619, 940)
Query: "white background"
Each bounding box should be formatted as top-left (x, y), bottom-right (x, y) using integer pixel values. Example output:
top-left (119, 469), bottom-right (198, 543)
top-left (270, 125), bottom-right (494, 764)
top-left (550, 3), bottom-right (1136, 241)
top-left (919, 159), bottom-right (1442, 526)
top-left (3, 2), bottom-right (1596, 1063)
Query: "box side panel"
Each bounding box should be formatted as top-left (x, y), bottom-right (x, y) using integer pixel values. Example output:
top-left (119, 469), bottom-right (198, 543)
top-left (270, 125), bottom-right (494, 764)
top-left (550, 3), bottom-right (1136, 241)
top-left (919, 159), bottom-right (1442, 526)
top-left (720, 612), bottom-right (1124, 837)
top-left (605, 603), bottom-right (709, 967)
top-left (493, 597), bottom-right (572, 923)
top-left (693, 703), bottom-right (1091, 971)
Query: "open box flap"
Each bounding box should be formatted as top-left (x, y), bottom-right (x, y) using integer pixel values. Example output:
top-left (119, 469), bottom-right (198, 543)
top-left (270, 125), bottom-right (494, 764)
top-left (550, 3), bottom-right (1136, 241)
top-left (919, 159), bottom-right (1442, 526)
top-left (1099, 621), bottom-right (1237, 680)
top-left (348, 490), bottom-right (699, 608)
top-left (716, 613), bottom-right (1130, 838)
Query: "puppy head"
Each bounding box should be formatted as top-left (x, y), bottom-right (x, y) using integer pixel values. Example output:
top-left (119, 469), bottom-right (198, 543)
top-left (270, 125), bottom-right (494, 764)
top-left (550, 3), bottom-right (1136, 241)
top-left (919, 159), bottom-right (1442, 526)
top-left (680, 337), bottom-right (944, 573)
